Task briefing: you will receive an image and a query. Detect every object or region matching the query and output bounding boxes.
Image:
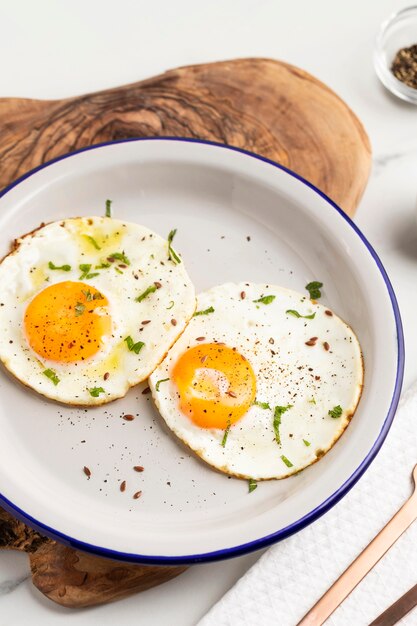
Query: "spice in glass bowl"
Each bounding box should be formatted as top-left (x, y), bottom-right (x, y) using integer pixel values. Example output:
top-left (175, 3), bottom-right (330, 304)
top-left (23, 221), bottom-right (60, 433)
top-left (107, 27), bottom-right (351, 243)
top-left (391, 44), bottom-right (417, 89)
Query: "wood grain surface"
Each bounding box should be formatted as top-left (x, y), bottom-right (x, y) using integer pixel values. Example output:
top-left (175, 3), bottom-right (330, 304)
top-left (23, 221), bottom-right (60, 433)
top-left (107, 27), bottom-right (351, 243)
top-left (0, 58), bottom-right (371, 609)
top-left (0, 507), bottom-right (186, 607)
top-left (0, 58), bottom-right (371, 214)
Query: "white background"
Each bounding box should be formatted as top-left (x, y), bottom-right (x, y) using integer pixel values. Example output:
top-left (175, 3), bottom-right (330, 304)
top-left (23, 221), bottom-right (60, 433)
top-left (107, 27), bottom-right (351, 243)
top-left (1, 0), bottom-right (417, 624)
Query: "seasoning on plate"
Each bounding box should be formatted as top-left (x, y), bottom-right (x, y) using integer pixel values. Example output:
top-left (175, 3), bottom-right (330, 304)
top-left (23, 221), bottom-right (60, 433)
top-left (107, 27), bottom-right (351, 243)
top-left (391, 44), bottom-right (417, 89)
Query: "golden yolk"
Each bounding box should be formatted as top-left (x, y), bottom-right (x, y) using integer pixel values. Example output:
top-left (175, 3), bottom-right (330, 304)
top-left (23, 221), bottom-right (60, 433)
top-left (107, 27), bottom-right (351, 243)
top-left (24, 281), bottom-right (111, 363)
top-left (172, 343), bottom-right (256, 429)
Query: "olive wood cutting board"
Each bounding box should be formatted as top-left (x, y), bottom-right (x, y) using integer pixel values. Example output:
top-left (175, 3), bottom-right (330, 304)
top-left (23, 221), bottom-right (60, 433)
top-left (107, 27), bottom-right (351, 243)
top-left (0, 58), bottom-right (371, 608)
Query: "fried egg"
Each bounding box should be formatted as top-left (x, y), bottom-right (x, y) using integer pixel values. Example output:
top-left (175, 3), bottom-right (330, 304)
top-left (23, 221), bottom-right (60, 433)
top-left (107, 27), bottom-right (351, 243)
top-left (0, 217), bottom-right (195, 405)
top-left (149, 282), bottom-right (363, 479)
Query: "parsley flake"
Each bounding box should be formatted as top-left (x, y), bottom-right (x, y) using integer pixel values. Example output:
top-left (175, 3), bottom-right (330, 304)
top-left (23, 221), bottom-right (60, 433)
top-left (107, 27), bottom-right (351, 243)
top-left (167, 229), bottom-right (181, 264)
top-left (253, 295), bottom-right (276, 305)
top-left (306, 281), bottom-right (323, 300)
top-left (95, 262), bottom-right (111, 269)
top-left (136, 284), bottom-right (158, 302)
top-left (84, 235), bottom-right (101, 250)
top-left (43, 368), bottom-right (60, 385)
top-left (254, 400), bottom-right (271, 410)
top-left (155, 378), bottom-right (170, 392)
top-left (75, 302), bottom-right (85, 317)
top-left (308, 397), bottom-right (316, 405)
top-left (82, 289), bottom-right (92, 301)
top-left (89, 387), bottom-right (105, 398)
top-left (108, 252), bottom-right (130, 266)
top-left (273, 405), bottom-right (293, 445)
top-left (303, 439), bottom-right (311, 447)
top-left (48, 261), bottom-right (71, 272)
top-left (328, 405), bottom-right (343, 419)
top-left (167, 301), bottom-right (175, 310)
top-left (79, 264), bottom-right (99, 280)
top-left (193, 306), bottom-right (215, 317)
top-left (105, 199), bottom-right (112, 218)
top-left (82, 289), bottom-right (104, 302)
top-left (286, 309), bottom-right (316, 320)
top-left (281, 455), bottom-right (294, 468)
top-left (124, 336), bottom-right (145, 355)
top-left (248, 478), bottom-right (257, 493)
top-left (221, 420), bottom-right (231, 447)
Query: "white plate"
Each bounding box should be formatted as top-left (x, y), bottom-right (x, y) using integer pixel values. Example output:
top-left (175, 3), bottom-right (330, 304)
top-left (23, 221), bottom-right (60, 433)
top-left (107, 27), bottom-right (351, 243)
top-left (0, 139), bottom-right (403, 564)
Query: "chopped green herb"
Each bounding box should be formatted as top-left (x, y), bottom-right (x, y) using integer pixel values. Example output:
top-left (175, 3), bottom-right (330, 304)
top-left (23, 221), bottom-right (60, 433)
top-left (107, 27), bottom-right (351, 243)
top-left (305, 281), bottom-right (323, 300)
top-left (124, 336), bottom-right (145, 355)
top-left (254, 400), bottom-right (271, 410)
top-left (193, 306), bottom-right (215, 317)
top-left (167, 301), bottom-right (175, 310)
top-left (167, 229), bottom-right (181, 264)
top-left (43, 368), bottom-right (60, 385)
top-left (81, 289), bottom-right (103, 302)
top-left (108, 252), bottom-right (130, 265)
top-left (75, 302), bottom-right (85, 317)
top-left (221, 420), bottom-right (231, 447)
top-left (155, 378), bottom-right (170, 392)
top-left (303, 439), bottom-right (311, 447)
top-left (95, 262), bottom-right (111, 269)
top-left (89, 387), bottom-right (105, 398)
top-left (328, 405), bottom-right (343, 419)
top-left (82, 289), bottom-right (92, 301)
top-left (253, 295), bottom-right (276, 305)
top-left (136, 284), bottom-right (158, 302)
top-left (248, 478), bottom-right (257, 493)
top-left (115, 268), bottom-right (123, 274)
top-left (286, 309), bottom-right (316, 320)
top-left (48, 261), bottom-right (71, 272)
top-left (84, 235), bottom-right (101, 250)
top-left (105, 199), bottom-right (112, 218)
top-left (273, 405), bottom-right (293, 445)
top-left (281, 455), bottom-right (294, 468)
top-left (79, 264), bottom-right (99, 280)
top-left (308, 397), bottom-right (316, 405)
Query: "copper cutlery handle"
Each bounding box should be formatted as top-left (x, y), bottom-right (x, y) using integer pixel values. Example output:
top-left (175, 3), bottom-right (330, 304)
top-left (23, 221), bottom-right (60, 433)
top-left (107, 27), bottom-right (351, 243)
top-left (297, 464), bottom-right (417, 626)
top-left (369, 582), bottom-right (417, 626)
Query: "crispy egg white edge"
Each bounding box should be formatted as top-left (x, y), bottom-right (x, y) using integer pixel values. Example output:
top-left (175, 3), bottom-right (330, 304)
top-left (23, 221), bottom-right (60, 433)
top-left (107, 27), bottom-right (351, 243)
top-left (0, 217), bottom-right (196, 405)
top-left (149, 282), bottom-right (364, 480)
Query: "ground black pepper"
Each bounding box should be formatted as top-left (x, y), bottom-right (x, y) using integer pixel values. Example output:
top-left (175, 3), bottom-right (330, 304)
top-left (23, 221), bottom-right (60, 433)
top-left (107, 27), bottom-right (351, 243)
top-left (391, 44), bottom-right (417, 89)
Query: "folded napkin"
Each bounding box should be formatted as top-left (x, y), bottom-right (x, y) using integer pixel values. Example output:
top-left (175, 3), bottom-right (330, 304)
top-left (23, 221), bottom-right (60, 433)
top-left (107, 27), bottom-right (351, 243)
top-left (200, 381), bottom-right (417, 626)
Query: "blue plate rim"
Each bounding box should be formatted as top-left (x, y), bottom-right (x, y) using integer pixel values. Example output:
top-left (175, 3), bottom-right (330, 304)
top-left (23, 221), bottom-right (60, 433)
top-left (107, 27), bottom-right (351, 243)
top-left (0, 136), bottom-right (405, 565)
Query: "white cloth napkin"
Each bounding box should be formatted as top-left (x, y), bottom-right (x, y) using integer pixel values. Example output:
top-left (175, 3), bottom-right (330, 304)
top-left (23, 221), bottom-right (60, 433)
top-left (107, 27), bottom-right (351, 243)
top-left (199, 381), bottom-right (417, 626)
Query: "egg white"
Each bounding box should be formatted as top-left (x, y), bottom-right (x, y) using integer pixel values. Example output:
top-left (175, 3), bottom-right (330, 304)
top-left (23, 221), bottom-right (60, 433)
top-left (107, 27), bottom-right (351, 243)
top-left (149, 282), bottom-right (364, 480)
top-left (0, 217), bottom-right (196, 405)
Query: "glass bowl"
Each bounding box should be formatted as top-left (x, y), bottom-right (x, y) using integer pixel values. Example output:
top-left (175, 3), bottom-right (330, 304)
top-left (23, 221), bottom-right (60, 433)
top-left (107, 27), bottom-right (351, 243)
top-left (374, 5), bottom-right (417, 104)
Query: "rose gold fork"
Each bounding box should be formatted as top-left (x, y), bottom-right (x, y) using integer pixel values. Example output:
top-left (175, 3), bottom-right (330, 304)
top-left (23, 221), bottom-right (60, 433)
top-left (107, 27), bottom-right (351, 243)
top-left (297, 464), bottom-right (417, 626)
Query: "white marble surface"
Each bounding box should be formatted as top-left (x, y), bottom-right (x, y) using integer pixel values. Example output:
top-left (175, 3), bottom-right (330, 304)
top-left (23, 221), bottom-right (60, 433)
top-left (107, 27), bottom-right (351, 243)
top-left (1, 0), bottom-right (417, 624)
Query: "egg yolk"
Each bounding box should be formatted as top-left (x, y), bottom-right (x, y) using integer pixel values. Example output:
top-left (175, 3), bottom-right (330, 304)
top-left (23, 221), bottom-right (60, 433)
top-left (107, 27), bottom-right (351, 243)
top-left (24, 281), bottom-right (112, 363)
top-left (172, 343), bottom-right (256, 429)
